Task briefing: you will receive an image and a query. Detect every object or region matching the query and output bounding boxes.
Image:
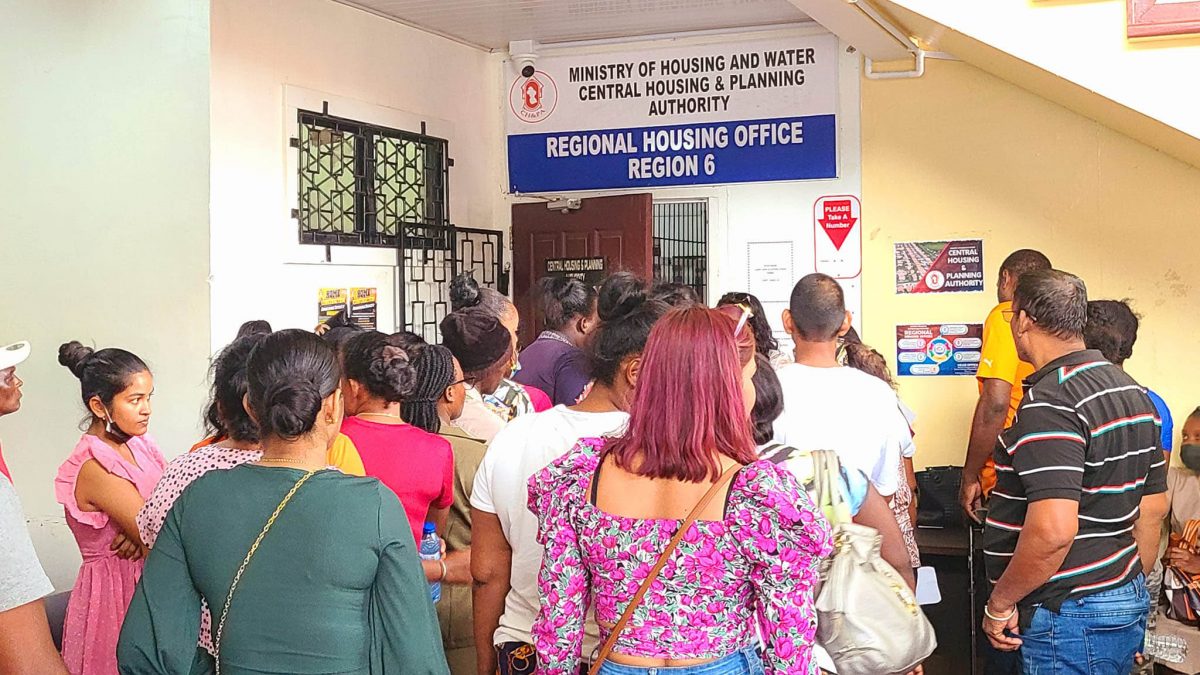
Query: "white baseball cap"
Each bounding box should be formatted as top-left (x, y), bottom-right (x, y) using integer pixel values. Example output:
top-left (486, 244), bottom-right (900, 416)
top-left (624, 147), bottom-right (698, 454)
top-left (0, 341), bottom-right (30, 370)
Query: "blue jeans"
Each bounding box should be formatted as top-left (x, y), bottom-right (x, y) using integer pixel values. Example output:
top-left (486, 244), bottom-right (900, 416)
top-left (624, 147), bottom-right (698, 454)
top-left (1019, 575), bottom-right (1149, 675)
top-left (596, 647), bottom-right (764, 675)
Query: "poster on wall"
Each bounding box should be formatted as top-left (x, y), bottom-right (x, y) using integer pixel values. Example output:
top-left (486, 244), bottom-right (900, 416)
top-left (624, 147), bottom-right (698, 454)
top-left (746, 241), bottom-right (794, 302)
top-left (895, 240), bottom-right (985, 294)
top-left (317, 288), bottom-right (348, 325)
top-left (896, 323), bottom-right (983, 376)
top-left (813, 195), bottom-right (861, 280)
top-left (349, 287), bottom-right (378, 330)
top-left (505, 33), bottom-right (839, 192)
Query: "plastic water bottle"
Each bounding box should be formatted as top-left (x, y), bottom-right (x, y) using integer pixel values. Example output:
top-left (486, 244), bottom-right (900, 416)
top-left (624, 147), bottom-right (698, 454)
top-left (419, 522), bottom-right (442, 604)
top-left (1144, 631), bottom-right (1188, 665)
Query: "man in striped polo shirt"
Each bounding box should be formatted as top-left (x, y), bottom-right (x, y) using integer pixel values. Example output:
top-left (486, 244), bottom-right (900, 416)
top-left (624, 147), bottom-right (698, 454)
top-left (981, 270), bottom-right (1168, 674)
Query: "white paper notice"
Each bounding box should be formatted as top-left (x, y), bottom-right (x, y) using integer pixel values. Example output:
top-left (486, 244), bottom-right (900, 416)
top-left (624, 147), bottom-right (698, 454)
top-left (916, 566), bottom-right (942, 606)
top-left (747, 241), bottom-right (794, 302)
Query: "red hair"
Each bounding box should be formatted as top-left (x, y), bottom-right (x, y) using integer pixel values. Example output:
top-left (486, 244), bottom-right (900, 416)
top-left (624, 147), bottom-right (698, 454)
top-left (604, 306), bottom-right (758, 482)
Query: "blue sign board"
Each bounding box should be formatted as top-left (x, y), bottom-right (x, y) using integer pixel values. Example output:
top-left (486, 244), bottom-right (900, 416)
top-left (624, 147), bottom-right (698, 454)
top-left (507, 115), bottom-right (836, 192)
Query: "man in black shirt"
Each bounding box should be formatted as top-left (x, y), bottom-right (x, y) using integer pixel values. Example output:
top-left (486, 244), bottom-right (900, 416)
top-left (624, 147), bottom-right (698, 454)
top-left (981, 270), bottom-right (1168, 674)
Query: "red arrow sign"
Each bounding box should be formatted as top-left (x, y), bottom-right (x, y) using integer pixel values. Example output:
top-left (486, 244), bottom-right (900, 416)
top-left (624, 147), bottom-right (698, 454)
top-left (818, 198), bottom-right (858, 250)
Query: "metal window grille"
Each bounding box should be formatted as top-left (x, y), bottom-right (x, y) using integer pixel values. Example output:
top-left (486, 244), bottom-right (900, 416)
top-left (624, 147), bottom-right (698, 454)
top-left (400, 225), bottom-right (503, 343)
top-left (653, 200), bottom-right (709, 301)
top-left (293, 109), bottom-right (501, 340)
top-left (295, 110), bottom-right (448, 247)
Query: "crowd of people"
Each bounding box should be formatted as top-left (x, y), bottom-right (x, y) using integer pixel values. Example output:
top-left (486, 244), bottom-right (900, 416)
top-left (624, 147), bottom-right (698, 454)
top-left (0, 251), bottom-right (1190, 675)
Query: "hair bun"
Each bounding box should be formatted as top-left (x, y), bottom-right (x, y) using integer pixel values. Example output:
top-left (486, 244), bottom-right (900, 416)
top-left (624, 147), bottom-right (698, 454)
top-left (58, 341), bottom-right (95, 378)
top-left (262, 379), bottom-right (323, 439)
top-left (598, 272), bottom-right (649, 322)
top-left (371, 344), bottom-right (418, 400)
top-left (450, 273), bottom-right (482, 311)
top-left (537, 275), bottom-right (572, 299)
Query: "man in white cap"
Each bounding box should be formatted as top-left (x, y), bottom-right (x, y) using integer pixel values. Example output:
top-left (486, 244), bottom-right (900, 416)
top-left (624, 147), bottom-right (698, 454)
top-left (0, 340), bottom-right (31, 480)
top-left (0, 340), bottom-right (69, 674)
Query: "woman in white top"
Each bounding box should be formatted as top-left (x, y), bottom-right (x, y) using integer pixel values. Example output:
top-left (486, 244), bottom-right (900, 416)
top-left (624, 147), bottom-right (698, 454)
top-left (470, 274), bottom-right (668, 675)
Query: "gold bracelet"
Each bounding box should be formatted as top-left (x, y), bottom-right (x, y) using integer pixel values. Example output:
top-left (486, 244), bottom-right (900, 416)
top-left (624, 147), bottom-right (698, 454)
top-left (438, 559), bottom-right (448, 581)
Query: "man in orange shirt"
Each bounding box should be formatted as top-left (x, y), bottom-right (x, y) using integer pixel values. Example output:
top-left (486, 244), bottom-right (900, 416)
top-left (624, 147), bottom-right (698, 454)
top-left (960, 249), bottom-right (1051, 520)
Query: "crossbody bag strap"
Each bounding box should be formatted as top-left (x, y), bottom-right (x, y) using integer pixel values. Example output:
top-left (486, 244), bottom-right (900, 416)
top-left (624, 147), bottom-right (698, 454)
top-left (213, 469), bottom-right (317, 675)
top-left (587, 463), bottom-right (742, 675)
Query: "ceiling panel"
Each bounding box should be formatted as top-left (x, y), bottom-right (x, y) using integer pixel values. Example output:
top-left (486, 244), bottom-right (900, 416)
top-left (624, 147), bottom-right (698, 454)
top-left (334, 0), bottom-right (812, 50)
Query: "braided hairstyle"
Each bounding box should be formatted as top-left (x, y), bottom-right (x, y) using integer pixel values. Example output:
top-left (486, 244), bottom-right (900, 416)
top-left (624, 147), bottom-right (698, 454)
top-left (402, 345), bottom-right (456, 433)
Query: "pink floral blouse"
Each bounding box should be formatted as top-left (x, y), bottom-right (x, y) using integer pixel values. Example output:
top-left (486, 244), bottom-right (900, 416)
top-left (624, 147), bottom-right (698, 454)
top-left (528, 438), bottom-right (833, 675)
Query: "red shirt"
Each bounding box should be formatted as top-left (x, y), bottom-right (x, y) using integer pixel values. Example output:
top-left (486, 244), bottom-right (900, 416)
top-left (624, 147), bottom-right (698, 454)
top-left (340, 417), bottom-right (454, 543)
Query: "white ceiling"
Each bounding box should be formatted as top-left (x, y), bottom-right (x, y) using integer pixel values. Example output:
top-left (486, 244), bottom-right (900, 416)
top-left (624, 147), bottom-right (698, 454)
top-left (333, 0), bottom-right (813, 50)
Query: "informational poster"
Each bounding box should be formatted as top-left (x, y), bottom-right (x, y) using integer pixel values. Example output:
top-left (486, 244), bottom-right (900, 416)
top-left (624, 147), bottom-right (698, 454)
top-left (896, 323), bottom-right (984, 376)
top-left (349, 287), bottom-right (378, 330)
top-left (813, 195), bottom-right (862, 280)
top-left (317, 288), bottom-right (348, 325)
top-left (746, 241), bottom-right (794, 302)
top-left (895, 240), bottom-right (985, 294)
top-left (545, 257), bottom-right (606, 284)
top-left (505, 34), bottom-right (838, 192)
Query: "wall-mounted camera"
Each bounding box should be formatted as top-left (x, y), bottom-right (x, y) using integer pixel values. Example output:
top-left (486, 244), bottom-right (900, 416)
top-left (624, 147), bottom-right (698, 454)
top-left (509, 40), bottom-right (539, 78)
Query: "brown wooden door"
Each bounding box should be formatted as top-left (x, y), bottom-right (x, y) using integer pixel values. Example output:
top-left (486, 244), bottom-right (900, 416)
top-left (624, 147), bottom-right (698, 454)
top-left (512, 194), bottom-right (653, 346)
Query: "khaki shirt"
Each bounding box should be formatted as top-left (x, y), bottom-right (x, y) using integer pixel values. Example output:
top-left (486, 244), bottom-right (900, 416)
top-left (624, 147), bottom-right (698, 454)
top-left (437, 422), bottom-right (489, 650)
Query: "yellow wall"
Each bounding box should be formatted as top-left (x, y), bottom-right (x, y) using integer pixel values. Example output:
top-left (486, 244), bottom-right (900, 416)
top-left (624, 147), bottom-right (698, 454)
top-left (860, 59), bottom-right (1200, 469)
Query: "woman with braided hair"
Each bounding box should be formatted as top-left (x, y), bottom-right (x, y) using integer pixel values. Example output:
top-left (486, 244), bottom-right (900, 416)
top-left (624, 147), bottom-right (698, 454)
top-left (339, 331), bottom-right (455, 551)
top-left (405, 345), bottom-right (486, 675)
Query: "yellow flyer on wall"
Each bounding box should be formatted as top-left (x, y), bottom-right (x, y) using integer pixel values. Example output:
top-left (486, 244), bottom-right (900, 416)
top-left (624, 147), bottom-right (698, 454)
top-left (349, 287), bottom-right (378, 330)
top-left (318, 288), bottom-right (348, 324)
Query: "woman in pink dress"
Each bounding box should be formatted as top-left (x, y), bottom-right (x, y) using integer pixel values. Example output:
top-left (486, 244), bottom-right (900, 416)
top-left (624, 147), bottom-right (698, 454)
top-left (55, 342), bottom-right (165, 675)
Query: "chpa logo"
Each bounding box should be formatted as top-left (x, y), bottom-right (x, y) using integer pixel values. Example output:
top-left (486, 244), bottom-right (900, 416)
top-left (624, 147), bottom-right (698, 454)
top-left (509, 71), bottom-right (558, 123)
top-left (927, 336), bottom-right (954, 364)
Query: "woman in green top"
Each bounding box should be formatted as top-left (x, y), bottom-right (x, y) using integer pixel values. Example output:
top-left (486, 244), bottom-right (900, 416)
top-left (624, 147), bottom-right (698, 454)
top-left (117, 330), bottom-right (448, 675)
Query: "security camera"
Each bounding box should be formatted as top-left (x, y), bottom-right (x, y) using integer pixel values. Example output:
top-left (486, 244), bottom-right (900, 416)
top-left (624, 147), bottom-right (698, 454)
top-left (510, 40), bottom-right (539, 79)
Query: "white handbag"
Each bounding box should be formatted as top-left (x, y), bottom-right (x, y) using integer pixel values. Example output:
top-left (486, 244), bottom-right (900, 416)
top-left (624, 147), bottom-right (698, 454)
top-left (810, 450), bottom-right (937, 675)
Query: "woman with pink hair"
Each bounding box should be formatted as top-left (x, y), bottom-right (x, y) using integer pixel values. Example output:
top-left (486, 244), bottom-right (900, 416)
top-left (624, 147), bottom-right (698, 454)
top-left (528, 306), bottom-right (833, 675)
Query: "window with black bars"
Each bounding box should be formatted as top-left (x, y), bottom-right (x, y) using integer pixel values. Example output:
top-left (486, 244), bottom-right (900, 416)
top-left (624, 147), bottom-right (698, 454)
top-left (294, 109), bottom-right (448, 247)
top-left (401, 225), bottom-right (503, 344)
top-left (653, 200), bottom-right (709, 302)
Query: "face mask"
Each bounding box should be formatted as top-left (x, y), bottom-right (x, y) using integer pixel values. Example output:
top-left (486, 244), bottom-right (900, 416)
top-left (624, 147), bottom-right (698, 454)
top-left (1181, 445), bottom-right (1200, 472)
top-left (103, 406), bottom-right (134, 444)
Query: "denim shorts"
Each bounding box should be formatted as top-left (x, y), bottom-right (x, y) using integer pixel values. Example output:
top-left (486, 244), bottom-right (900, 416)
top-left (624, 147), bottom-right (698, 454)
top-left (1019, 574), bottom-right (1150, 675)
top-left (596, 647), bottom-right (765, 675)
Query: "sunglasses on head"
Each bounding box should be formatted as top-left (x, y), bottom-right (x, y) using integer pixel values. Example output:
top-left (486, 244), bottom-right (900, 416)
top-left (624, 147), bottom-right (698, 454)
top-left (733, 303), bottom-right (754, 337)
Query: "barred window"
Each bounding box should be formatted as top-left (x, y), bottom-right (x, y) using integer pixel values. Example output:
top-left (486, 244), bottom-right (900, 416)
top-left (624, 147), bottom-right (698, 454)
top-left (653, 200), bottom-right (708, 301)
top-left (295, 110), bottom-right (448, 247)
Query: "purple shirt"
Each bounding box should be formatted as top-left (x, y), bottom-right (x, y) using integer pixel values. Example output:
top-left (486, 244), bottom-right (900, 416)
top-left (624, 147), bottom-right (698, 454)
top-left (514, 332), bottom-right (591, 406)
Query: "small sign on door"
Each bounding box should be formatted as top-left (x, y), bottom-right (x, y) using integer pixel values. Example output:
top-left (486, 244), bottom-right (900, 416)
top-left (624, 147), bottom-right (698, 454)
top-left (545, 257), bottom-right (606, 284)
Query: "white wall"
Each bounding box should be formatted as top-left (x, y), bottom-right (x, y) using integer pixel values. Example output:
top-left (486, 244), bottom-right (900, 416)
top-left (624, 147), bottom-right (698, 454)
top-left (0, 0), bottom-right (212, 587)
top-left (210, 0), bottom-right (509, 346)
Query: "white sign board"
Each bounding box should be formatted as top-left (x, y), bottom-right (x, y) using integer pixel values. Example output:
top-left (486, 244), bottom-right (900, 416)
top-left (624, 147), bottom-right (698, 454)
top-left (506, 33), bottom-right (840, 192)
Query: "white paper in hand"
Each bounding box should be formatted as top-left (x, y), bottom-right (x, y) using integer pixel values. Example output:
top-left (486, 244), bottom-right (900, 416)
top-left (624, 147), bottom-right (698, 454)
top-left (916, 566), bottom-right (942, 606)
